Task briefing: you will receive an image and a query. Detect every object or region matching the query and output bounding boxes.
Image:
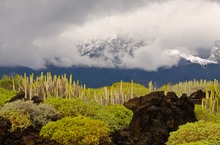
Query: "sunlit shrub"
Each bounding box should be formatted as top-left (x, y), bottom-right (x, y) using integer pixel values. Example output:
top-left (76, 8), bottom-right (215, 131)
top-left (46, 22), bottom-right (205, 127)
top-left (0, 100), bottom-right (59, 127)
top-left (194, 105), bottom-right (220, 123)
top-left (0, 110), bottom-right (31, 131)
top-left (95, 104), bottom-right (133, 131)
top-left (166, 121), bottom-right (220, 145)
top-left (0, 87), bottom-right (17, 107)
top-left (45, 98), bottom-right (133, 131)
top-left (40, 116), bottom-right (110, 145)
top-left (0, 75), bottom-right (22, 90)
top-left (44, 98), bottom-right (101, 118)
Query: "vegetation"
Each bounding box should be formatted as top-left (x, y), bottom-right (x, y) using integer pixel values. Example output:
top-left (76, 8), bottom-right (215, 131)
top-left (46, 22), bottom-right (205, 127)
top-left (166, 121), bottom-right (220, 145)
top-left (44, 97), bottom-right (133, 131)
top-left (40, 116), bottom-right (110, 145)
top-left (2, 73), bottom-right (220, 144)
top-left (4, 73), bottom-right (149, 105)
top-left (0, 87), bottom-right (17, 107)
top-left (0, 100), bottom-right (59, 129)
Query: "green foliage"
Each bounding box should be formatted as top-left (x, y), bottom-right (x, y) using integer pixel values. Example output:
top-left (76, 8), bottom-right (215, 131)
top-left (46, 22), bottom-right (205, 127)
top-left (0, 87), bottom-right (17, 107)
top-left (95, 104), bottom-right (133, 131)
top-left (194, 105), bottom-right (220, 123)
top-left (0, 75), bottom-right (22, 90)
top-left (87, 81), bottom-right (149, 104)
top-left (0, 100), bottom-right (59, 127)
top-left (45, 97), bottom-right (133, 131)
top-left (0, 110), bottom-right (31, 131)
top-left (166, 121), bottom-right (220, 145)
top-left (40, 116), bottom-right (110, 145)
top-left (181, 140), bottom-right (211, 145)
top-left (44, 97), bottom-right (101, 118)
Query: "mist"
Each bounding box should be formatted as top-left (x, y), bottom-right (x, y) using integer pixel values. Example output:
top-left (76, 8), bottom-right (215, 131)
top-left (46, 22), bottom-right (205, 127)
top-left (0, 0), bottom-right (220, 70)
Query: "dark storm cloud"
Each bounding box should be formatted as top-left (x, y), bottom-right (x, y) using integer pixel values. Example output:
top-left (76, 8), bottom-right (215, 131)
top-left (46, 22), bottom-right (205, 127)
top-left (0, 0), bottom-right (220, 70)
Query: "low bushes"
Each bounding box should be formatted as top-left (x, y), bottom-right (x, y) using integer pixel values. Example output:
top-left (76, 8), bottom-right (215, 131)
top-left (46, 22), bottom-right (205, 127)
top-left (194, 105), bottom-right (220, 123)
top-left (44, 97), bottom-right (133, 131)
top-left (0, 87), bottom-right (17, 107)
top-left (0, 100), bottom-right (59, 131)
top-left (44, 98), bottom-right (101, 118)
top-left (40, 116), bottom-right (110, 145)
top-left (95, 104), bottom-right (133, 131)
top-left (166, 121), bottom-right (220, 145)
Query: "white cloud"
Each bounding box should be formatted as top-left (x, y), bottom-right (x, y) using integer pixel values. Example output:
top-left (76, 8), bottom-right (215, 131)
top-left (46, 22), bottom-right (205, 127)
top-left (0, 0), bottom-right (220, 70)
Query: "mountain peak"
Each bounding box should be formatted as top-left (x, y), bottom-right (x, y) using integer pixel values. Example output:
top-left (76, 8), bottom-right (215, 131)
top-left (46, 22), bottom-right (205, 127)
top-left (167, 49), bottom-right (217, 65)
top-left (77, 34), bottom-right (146, 66)
top-left (209, 40), bottom-right (220, 62)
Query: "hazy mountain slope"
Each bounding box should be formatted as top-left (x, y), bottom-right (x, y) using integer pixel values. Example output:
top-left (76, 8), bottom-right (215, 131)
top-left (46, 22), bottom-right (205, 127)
top-left (1, 62), bottom-right (220, 88)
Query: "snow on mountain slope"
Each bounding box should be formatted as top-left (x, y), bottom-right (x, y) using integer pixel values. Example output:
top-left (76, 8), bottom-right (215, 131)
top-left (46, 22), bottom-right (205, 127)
top-left (209, 40), bottom-right (220, 62)
top-left (167, 49), bottom-right (217, 65)
top-left (77, 34), bottom-right (146, 66)
top-left (77, 34), bottom-right (218, 66)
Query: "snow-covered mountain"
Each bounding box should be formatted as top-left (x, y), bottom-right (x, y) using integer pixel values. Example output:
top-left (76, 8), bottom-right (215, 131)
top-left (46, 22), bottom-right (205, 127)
top-left (77, 34), bottom-right (218, 66)
top-left (77, 34), bottom-right (145, 66)
top-left (209, 40), bottom-right (220, 62)
top-left (166, 49), bottom-right (217, 65)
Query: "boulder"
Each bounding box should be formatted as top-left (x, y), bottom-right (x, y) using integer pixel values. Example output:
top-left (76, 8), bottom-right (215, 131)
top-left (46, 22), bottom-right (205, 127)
top-left (5, 92), bottom-right (43, 104)
top-left (0, 116), bottom-right (11, 143)
top-left (111, 91), bottom-right (198, 145)
top-left (189, 89), bottom-right (205, 104)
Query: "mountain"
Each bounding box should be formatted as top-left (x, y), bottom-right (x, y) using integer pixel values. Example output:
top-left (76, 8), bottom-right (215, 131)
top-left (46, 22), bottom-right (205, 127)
top-left (1, 63), bottom-right (220, 88)
top-left (209, 40), bottom-right (220, 62)
top-left (77, 34), bottom-right (218, 66)
top-left (77, 34), bottom-right (145, 67)
top-left (1, 36), bottom-right (220, 88)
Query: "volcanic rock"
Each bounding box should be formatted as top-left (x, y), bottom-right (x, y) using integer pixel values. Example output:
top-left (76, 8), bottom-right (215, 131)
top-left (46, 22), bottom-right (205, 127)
top-left (189, 89), bottom-right (205, 104)
top-left (111, 91), bottom-right (198, 145)
top-left (6, 92), bottom-right (43, 104)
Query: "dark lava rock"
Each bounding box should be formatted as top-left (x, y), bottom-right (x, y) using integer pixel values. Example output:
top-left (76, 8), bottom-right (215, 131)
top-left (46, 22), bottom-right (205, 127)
top-left (0, 125), bottom-right (60, 145)
top-left (31, 95), bottom-right (43, 104)
top-left (189, 89), bottom-right (205, 104)
top-left (5, 92), bottom-right (43, 104)
top-left (111, 91), bottom-right (198, 145)
top-left (0, 115), bottom-right (59, 145)
top-left (0, 116), bottom-right (11, 143)
top-left (6, 92), bottom-right (26, 103)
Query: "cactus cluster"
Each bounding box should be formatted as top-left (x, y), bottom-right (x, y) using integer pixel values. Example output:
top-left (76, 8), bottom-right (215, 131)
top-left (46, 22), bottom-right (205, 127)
top-left (11, 73), bottom-right (149, 105)
top-left (15, 73), bottom-right (84, 101)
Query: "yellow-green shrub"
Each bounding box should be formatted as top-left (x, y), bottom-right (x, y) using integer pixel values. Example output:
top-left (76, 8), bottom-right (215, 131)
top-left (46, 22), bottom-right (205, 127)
top-left (44, 98), bottom-right (101, 118)
top-left (0, 110), bottom-right (31, 131)
top-left (95, 104), bottom-right (133, 131)
top-left (45, 98), bottom-right (133, 131)
top-left (0, 100), bottom-right (59, 127)
top-left (166, 121), bottom-right (220, 145)
top-left (194, 105), bottom-right (220, 123)
top-left (40, 116), bottom-right (110, 145)
top-left (0, 87), bottom-right (17, 107)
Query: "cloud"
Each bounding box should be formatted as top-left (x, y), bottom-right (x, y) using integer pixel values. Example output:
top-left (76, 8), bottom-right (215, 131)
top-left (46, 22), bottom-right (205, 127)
top-left (0, 0), bottom-right (220, 70)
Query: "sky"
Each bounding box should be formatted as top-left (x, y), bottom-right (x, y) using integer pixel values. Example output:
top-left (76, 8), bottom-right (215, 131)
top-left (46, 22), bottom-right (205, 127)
top-left (0, 0), bottom-right (220, 70)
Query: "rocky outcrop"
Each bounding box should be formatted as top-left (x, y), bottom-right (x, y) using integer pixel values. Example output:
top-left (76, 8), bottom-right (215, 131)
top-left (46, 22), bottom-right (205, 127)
top-left (111, 91), bottom-right (198, 145)
top-left (6, 92), bottom-right (43, 104)
top-left (0, 116), bottom-right (11, 143)
top-left (189, 89), bottom-right (205, 104)
top-left (0, 116), bottom-right (59, 145)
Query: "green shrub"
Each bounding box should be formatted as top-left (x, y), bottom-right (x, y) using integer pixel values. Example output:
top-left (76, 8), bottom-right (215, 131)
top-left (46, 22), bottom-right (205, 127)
top-left (0, 100), bottom-right (59, 127)
top-left (194, 105), bottom-right (220, 123)
top-left (95, 104), bottom-right (133, 131)
top-left (0, 110), bottom-right (31, 131)
top-left (0, 87), bottom-right (17, 107)
top-left (44, 97), bottom-right (101, 118)
top-left (40, 116), bottom-right (110, 145)
top-left (166, 121), bottom-right (220, 145)
top-left (0, 75), bottom-right (22, 90)
top-left (45, 98), bottom-right (133, 131)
